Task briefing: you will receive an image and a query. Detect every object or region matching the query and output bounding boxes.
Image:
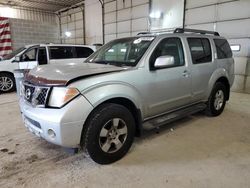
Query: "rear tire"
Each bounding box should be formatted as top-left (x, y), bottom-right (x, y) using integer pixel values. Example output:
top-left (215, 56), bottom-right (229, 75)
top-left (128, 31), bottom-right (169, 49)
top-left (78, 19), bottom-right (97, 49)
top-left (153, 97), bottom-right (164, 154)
top-left (206, 82), bottom-right (226, 116)
top-left (83, 103), bottom-right (135, 164)
top-left (0, 73), bottom-right (16, 93)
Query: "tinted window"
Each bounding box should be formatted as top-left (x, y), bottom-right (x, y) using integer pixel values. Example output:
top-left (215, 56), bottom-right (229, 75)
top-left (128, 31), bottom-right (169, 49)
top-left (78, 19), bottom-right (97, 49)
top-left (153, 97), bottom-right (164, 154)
top-left (75, 47), bottom-right (94, 58)
top-left (150, 37), bottom-right (185, 68)
top-left (214, 39), bottom-right (232, 59)
top-left (21, 47), bottom-right (38, 62)
top-left (188, 38), bottom-right (212, 64)
top-left (50, 46), bottom-right (74, 59)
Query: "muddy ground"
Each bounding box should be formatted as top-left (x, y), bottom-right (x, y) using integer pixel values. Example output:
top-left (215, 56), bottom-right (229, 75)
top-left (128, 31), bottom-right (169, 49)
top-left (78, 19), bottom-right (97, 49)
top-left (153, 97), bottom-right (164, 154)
top-left (0, 92), bottom-right (250, 188)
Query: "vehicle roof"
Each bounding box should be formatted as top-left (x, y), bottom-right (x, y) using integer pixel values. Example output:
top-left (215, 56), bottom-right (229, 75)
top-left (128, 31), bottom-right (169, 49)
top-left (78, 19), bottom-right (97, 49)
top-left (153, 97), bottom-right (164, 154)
top-left (24, 43), bottom-right (97, 48)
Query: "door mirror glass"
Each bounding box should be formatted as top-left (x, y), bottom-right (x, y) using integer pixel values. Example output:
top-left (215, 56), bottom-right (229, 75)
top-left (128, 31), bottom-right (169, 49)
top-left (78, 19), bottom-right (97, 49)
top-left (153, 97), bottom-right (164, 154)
top-left (154, 55), bottom-right (175, 68)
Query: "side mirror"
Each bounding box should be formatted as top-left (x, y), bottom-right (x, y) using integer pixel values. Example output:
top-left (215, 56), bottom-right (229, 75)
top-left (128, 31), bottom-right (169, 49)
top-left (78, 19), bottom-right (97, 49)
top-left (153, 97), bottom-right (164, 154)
top-left (154, 55), bottom-right (175, 69)
top-left (13, 56), bottom-right (21, 63)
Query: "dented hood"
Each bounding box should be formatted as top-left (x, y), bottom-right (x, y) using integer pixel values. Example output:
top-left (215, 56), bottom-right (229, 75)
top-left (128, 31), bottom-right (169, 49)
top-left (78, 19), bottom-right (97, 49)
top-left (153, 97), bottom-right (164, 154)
top-left (25, 63), bottom-right (124, 86)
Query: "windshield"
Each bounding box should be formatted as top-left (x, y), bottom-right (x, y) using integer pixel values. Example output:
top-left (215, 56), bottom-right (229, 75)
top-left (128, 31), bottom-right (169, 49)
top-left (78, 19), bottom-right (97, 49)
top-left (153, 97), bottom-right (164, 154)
top-left (2, 47), bottom-right (26, 60)
top-left (85, 36), bottom-right (155, 67)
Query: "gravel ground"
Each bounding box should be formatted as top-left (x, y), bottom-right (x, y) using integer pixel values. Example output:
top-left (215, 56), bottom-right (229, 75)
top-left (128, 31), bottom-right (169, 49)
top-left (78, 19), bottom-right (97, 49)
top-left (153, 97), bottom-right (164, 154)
top-left (0, 92), bottom-right (250, 188)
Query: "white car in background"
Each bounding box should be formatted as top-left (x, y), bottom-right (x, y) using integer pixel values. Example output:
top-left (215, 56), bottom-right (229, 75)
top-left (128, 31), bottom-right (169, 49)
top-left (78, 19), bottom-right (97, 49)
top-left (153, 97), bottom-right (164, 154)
top-left (0, 44), bottom-right (97, 93)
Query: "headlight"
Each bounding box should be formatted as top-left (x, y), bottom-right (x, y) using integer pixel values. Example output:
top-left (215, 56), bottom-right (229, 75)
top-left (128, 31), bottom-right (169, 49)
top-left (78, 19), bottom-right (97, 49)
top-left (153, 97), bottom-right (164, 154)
top-left (48, 87), bottom-right (80, 108)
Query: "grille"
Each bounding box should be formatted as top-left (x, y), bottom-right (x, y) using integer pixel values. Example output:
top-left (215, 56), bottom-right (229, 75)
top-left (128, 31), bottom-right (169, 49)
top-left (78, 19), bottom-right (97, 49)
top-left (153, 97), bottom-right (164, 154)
top-left (23, 82), bottom-right (50, 107)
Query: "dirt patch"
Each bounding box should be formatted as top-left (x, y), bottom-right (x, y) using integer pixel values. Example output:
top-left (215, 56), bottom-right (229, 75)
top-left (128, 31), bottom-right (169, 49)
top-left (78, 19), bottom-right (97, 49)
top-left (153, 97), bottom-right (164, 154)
top-left (0, 148), bottom-right (8, 152)
top-left (26, 154), bottom-right (39, 163)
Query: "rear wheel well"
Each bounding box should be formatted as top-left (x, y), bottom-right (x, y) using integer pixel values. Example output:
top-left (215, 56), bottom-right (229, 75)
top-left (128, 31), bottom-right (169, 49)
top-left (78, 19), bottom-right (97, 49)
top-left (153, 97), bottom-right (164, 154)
top-left (215, 77), bottom-right (230, 101)
top-left (81, 97), bottom-right (142, 146)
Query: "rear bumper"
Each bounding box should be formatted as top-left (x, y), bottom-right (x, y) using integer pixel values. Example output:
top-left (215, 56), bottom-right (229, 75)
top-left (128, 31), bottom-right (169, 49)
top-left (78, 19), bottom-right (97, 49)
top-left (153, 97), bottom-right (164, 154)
top-left (19, 95), bottom-right (93, 148)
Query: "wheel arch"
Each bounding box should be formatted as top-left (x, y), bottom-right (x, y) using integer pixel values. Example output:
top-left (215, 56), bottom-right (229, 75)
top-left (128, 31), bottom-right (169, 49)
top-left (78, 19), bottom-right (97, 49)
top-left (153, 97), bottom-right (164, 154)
top-left (215, 77), bottom-right (230, 101)
top-left (0, 71), bottom-right (14, 77)
top-left (80, 97), bottom-right (143, 147)
top-left (207, 68), bottom-right (230, 101)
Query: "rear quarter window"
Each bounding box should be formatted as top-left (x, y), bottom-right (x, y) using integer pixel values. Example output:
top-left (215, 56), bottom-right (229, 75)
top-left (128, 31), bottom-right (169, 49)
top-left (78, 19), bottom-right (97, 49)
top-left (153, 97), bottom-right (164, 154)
top-left (75, 47), bottom-right (94, 58)
top-left (214, 39), bottom-right (232, 59)
top-left (49, 46), bottom-right (74, 59)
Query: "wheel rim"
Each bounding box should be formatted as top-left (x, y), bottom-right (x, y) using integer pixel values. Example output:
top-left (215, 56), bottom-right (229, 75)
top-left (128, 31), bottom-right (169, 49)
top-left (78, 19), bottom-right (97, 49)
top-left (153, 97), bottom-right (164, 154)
top-left (214, 90), bottom-right (224, 110)
top-left (0, 76), bottom-right (13, 92)
top-left (99, 118), bottom-right (128, 154)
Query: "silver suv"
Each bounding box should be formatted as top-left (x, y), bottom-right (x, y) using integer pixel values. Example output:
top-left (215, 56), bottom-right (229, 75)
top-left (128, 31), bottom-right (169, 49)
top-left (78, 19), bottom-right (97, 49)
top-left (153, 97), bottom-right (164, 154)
top-left (19, 28), bottom-right (234, 164)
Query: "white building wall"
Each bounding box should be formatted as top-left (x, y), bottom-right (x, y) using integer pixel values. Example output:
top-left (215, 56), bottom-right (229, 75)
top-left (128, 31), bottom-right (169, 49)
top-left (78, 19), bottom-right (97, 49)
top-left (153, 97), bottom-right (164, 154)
top-left (185, 0), bottom-right (250, 94)
top-left (0, 6), bottom-right (56, 24)
top-left (0, 6), bottom-right (59, 50)
top-left (59, 0), bottom-right (103, 45)
top-left (10, 18), bottom-right (59, 50)
top-left (185, 0), bottom-right (250, 38)
top-left (104, 0), bottom-right (150, 43)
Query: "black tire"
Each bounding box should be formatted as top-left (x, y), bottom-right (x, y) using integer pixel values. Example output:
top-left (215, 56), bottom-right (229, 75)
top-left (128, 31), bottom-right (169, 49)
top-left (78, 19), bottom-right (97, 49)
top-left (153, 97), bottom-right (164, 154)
top-left (0, 73), bottom-right (16, 93)
top-left (206, 82), bottom-right (227, 117)
top-left (83, 103), bottom-right (135, 164)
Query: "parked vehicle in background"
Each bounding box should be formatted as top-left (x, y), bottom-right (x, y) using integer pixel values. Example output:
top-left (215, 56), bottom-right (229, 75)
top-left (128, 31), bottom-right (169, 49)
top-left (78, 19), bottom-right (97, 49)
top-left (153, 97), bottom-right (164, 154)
top-left (0, 44), bottom-right (97, 93)
top-left (19, 28), bottom-right (234, 164)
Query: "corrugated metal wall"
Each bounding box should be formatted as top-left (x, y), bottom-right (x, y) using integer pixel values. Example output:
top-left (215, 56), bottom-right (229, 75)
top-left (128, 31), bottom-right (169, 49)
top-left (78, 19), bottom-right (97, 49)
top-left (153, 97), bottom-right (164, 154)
top-left (104, 0), bottom-right (150, 43)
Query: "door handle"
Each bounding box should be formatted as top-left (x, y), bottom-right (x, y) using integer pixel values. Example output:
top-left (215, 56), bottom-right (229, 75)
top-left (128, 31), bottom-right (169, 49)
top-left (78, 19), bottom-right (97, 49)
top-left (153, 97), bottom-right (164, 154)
top-left (182, 70), bottom-right (189, 77)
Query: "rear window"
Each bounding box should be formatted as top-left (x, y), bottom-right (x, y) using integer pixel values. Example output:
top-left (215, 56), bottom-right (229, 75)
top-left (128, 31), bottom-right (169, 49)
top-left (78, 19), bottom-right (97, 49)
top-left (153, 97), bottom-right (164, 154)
top-left (75, 47), bottom-right (94, 58)
top-left (187, 38), bottom-right (212, 64)
top-left (214, 39), bottom-right (232, 59)
top-left (50, 46), bottom-right (74, 59)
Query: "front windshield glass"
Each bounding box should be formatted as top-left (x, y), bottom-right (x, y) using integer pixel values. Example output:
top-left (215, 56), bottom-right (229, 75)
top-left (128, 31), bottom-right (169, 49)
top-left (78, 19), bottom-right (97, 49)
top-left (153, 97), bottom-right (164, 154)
top-left (2, 47), bottom-right (26, 60)
top-left (86, 36), bottom-right (155, 66)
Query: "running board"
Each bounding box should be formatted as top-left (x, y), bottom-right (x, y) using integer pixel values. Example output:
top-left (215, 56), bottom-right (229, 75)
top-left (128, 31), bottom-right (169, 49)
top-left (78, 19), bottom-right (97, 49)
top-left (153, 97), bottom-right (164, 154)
top-left (142, 103), bottom-right (206, 130)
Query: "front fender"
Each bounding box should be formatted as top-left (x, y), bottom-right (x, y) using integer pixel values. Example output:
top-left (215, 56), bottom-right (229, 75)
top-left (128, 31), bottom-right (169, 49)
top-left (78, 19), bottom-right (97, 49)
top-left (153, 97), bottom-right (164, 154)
top-left (81, 81), bottom-right (145, 118)
top-left (206, 68), bottom-right (229, 98)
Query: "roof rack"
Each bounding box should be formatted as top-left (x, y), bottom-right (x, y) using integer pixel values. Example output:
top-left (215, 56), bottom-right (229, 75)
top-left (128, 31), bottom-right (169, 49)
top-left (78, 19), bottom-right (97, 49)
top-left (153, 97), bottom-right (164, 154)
top-left (137, 32), bottom-right (152, 35)
top-left (174, 28), bottom-right (220, 36)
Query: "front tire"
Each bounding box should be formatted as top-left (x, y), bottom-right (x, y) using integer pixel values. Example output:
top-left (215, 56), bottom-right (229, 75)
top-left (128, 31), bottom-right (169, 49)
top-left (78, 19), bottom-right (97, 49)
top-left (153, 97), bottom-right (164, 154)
top-left (206, 82), bottom-right (227, 116)
top-left (0, 73), bottom-right (16, 93)
top-left (83, 103), bottom-right (135, 164)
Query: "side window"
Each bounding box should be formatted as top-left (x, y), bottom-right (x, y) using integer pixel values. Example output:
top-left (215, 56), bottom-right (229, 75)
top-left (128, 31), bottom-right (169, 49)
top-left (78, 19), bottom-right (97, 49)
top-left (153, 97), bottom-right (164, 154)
top-left (75, 47), bottom-right (94, 58)
top-left (150, 37), bottom-right (185, 69)
top-left (38, 47), bottom-right (48, 65)
top-left (214, 39), bottom-right (233, 59)
top-left (50, 46), bottom-right (74, 59)
top-left (21, 47), bottom-right (38, 62)
top-left (187, 38), bottom-right (212, 64)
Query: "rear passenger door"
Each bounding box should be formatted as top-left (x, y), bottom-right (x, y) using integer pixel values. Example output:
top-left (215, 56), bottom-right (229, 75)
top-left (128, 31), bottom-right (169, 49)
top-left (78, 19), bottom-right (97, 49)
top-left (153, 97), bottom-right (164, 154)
top-left (187, 37), bottom-right (216, 102)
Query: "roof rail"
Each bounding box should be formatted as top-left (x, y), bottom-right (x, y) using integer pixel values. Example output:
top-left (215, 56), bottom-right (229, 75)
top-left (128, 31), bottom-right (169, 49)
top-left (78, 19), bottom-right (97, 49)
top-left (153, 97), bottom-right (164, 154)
top-left (174, 28), bottom-right (220, 36)
top-left (137, 32), bottom-right (152, 35)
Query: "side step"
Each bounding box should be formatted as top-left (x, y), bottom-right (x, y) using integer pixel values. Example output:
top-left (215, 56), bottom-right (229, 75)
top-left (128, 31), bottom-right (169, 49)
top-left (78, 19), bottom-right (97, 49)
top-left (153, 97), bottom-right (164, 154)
top-left (143, 103), bottom-right (206, 130)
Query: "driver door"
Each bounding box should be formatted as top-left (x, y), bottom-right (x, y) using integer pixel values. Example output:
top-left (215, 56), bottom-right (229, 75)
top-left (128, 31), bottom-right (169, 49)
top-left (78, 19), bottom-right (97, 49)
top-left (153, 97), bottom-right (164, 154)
top-left (19, 46), bottom-right (39, 69)
top-left (145, 37), bottom-right (192, 117)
